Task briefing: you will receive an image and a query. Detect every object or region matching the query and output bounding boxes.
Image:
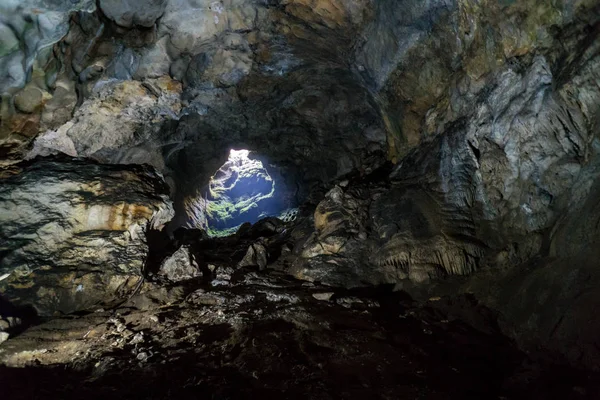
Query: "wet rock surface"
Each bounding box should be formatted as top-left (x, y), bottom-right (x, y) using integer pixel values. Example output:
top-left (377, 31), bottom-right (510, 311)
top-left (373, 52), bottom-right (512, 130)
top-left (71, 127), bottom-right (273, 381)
top-left (285, 163), bottom-right (600, 369)
top-left (1, 198), bottom-right (600, 396)
top-left (157, 245), bottom-right (202, 282)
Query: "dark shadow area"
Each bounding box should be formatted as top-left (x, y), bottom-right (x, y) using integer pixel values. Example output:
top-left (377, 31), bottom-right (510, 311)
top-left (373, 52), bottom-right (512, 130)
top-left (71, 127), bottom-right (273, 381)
top-left (1, 288), bottom-right (599, 400)
top-left (0, 295), bottom-right (40, 336)
top-left (143, 227), bottom-right (178, 276)
top-left (144, 227), bottom-right (215, 282)
top-left (3, 220), bottom-right (600, 400)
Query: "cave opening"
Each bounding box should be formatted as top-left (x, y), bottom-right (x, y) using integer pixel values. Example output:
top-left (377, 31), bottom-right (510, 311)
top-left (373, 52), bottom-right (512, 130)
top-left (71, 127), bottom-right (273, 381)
top-left (202, 149), bottom-right (298, 236)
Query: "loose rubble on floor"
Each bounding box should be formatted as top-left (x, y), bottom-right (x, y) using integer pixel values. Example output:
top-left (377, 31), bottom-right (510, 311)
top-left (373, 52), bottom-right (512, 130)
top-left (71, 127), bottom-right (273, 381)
top-left (1, 219), bottom-right (599, 399)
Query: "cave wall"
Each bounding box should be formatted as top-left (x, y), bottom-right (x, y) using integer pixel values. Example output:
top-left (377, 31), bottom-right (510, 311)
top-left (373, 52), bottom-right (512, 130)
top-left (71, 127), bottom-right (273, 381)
top-left (1, 0), bottom-right (388, 228)
top-left (355, 0), bottom-right (600, 158)
top-left (0, 157), bottom-right (173, 315)
top-left (1, 0), bottom-right (600, 369)
top-left (286, 0), bottom-right (600, 283)
top-left (2, 0), bottom-right (598, 229)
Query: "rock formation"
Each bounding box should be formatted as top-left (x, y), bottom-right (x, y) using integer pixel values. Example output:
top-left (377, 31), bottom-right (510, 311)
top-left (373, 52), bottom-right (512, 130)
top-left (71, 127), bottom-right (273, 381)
top-left (0, 157), bottom-right (173, 315)
top-left (1, 0), bottom-right (600, 396)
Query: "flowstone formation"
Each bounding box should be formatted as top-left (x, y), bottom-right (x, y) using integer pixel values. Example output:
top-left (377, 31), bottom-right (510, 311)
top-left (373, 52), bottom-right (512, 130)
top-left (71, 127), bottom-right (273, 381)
top-left (1, 0), bottom-right (600, 396)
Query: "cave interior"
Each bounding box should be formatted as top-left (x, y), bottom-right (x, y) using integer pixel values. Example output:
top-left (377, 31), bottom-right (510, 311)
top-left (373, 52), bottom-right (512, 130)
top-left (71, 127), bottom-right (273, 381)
top-left (1, 0), bottom-right (600, 398)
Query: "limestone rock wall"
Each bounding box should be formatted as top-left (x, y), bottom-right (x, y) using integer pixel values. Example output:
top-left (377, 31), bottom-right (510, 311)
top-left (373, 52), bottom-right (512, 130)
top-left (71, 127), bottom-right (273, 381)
top-left (354, 0), bottom-right (600, 160)
top-left (0, 157), bottom-right (173, 315)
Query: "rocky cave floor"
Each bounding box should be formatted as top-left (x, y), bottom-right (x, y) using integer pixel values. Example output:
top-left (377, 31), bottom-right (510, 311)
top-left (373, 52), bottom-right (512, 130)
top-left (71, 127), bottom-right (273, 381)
top-left (3, 1), bottom-right (600, 398)
top-left (1, 232), bottom-right (599, 400)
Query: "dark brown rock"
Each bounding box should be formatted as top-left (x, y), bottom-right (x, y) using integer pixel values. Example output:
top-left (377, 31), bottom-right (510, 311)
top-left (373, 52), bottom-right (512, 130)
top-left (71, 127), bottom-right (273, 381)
top-left (0, 157), bottom-right (173, 316)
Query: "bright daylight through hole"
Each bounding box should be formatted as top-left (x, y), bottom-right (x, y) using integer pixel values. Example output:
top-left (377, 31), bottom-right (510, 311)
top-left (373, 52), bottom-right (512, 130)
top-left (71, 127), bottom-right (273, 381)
top-left (204, 149), bottom-right (296, 236)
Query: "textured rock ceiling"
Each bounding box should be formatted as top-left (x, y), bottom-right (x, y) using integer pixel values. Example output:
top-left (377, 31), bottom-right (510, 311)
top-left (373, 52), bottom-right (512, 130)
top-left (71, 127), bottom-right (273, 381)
top-left (1, 0), bottom-right (600, 383)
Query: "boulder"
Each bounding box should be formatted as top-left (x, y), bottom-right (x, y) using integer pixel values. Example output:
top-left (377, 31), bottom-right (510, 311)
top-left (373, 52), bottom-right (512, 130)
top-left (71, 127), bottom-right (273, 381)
top-left (0, 157), bottom-right (173, 315)
top-left (99, 0), bottom-right (167, 28)
top-left (13, 86), bottom-right (44, 113)
top-left (238, 242), bottom-right (268, 270)
top-left (158, 246), bottom-right (201, 282)
top-left (29, 77), bottom-right (182, 172)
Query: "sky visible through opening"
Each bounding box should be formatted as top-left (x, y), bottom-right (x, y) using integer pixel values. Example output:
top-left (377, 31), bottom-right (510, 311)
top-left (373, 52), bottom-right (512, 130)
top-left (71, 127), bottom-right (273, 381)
top-left (205, 149), bottom-right (289, 236)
